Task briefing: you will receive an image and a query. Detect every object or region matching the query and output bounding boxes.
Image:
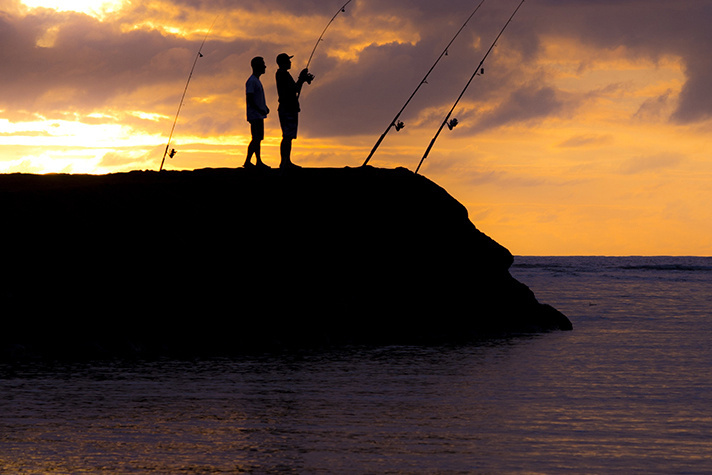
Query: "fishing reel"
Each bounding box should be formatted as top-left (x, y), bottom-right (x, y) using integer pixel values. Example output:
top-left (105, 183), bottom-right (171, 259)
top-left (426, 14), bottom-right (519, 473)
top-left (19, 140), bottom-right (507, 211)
top-left (447, 118), bottom-right (459, 130)
top-left (299, 68), bottom-right (315, 84)
top-left (394, 121), bottom-right (405, 131)
top-left (169, 148), bottom-right (177, 158)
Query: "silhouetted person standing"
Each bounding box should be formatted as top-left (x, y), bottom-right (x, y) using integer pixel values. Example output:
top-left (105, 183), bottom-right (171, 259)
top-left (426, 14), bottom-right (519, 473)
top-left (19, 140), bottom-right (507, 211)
top-left (275, 53), bottom-right (313, 169)
top-left (244, 56), bottom-right (270, 169)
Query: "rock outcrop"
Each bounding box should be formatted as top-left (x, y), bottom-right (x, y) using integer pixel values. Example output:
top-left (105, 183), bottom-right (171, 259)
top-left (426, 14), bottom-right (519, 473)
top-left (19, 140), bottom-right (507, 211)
top-left (1, 166), bottom-right (571, 358)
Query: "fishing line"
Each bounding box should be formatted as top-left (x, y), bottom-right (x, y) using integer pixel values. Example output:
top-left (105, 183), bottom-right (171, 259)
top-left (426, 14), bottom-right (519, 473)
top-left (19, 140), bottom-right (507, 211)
top-left (415, 0), bottom-right (525, 174)
top-left (160, 14), bottom-right (220, 172)
top-left (298, 0), bottom-right (354, 100)
top-left (362, 0), bottom-right (488, 167)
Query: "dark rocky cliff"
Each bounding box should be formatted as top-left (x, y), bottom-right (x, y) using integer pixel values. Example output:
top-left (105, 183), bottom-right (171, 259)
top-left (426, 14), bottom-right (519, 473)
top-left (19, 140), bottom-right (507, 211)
top-left (1, 166), bottom-right (571, 358)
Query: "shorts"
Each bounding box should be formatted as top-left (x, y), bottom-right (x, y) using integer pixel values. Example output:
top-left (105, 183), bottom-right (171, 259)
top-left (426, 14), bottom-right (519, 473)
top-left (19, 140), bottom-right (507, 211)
top-left (249, 119), bottom-right (264, 141)
top-left (278, 111), bottom-right (299, 139)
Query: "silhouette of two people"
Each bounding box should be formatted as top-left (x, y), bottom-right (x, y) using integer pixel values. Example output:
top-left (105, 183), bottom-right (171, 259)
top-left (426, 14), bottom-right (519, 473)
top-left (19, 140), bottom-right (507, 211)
top-left (244, 54), bottom-right (313, 169)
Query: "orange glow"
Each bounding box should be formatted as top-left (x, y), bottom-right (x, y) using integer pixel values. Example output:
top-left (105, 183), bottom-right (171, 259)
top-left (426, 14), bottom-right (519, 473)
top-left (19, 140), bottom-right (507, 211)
top-left (20, 0), bottom-right (126, 19)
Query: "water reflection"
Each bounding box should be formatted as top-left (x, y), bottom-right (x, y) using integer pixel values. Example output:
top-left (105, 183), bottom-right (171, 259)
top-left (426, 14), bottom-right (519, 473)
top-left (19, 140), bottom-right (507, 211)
top-left (2, 257), bottom-right (712, 473)
top-left (1, 342), bottom-right (541, 473)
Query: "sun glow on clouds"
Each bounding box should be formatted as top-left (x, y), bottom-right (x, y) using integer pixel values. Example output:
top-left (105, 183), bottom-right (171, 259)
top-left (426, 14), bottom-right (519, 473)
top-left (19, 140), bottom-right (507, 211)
top-left (0, 112), bottom-right (166, 173)
top-left (20, 0), bottom-right (126, 19)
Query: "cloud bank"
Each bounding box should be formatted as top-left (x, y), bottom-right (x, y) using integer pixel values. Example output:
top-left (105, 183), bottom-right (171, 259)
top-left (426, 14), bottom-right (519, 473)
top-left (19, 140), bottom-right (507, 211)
top-left (2, 0), bottom-right (711, 136)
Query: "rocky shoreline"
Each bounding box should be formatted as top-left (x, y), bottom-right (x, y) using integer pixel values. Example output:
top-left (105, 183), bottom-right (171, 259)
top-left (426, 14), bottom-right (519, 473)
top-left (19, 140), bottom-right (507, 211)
top-left (1, 166), bottom-right (571, 359)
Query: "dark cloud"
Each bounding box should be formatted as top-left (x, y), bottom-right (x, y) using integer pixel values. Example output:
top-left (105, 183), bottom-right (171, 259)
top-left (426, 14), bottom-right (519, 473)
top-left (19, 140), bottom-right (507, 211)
top-left (523, 0), bottom-right (712, 123)
top-left (672, 54), bottom-right (712, 123)
top-left (461, 84), bottom-right (569, 133)
top-left (300, 41), bottom-right (428, 137)
top-left (0, 2), bottom-right (254, 117)
top-left (1, 10), bottom-right (166, 108)
top-left (297, 0), bottom-right (542, 137)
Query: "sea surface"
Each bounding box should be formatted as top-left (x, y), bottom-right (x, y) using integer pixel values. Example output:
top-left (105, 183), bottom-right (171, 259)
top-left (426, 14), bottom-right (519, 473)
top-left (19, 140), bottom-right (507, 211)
top-left (1, 256), bottom-right (711, 473)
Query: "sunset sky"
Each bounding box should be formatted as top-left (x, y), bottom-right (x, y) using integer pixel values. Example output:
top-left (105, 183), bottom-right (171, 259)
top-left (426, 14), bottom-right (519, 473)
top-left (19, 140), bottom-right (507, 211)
top-left (1, 0), bottom-right (711, 255)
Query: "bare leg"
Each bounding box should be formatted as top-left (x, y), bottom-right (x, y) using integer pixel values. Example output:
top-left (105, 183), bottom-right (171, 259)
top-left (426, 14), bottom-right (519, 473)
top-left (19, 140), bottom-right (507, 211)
top-left (245, 139), bottom-right (260, 166)
top-left (280, 138), bottom-right (292, 167)
top-left (245, 120), bottom-right (267, 167)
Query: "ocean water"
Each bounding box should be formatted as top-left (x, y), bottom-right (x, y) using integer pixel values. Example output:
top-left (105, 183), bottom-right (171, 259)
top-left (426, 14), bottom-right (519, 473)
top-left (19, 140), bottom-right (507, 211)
top-left (1, 256), bottom-right (711, 473)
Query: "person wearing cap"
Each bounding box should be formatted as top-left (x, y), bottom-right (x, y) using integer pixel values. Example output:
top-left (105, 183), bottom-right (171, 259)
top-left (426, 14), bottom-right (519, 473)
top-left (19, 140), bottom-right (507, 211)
top-left (275, 53), bottom-right (313, 169)
top-left (244, 56), bottom-right (270, 169)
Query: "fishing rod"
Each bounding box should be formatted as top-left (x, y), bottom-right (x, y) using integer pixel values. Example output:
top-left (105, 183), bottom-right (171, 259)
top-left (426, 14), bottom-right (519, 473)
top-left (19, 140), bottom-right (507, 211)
top-left (306, 0), bottom-right (353, 70)
top-left (297, 0), bottom-right (354, 99)
top-left (159, 15), bottom-right (219, 172)
top-left (362, 0), bottom-right (487, 167)
top-left (415, 0), bottom-right (525, 174)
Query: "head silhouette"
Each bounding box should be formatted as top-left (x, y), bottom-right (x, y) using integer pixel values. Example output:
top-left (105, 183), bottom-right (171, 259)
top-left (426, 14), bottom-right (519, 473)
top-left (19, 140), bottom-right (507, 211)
top-left (276, 53), bottom-right (293, 70)
top-left (251, 56), bottom-right (266, 76)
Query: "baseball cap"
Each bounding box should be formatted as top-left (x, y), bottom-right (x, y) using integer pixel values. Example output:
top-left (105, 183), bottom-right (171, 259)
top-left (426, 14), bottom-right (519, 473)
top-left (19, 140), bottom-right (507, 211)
top-left (276, 53), bottom-right (294, 65)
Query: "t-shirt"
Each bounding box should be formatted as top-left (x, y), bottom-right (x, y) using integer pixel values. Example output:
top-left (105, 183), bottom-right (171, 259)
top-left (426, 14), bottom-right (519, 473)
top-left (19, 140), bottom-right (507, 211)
top-left (246, 74), bottom-right (267, 121)
top-left (276, 69), bottom-right (300, 114)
